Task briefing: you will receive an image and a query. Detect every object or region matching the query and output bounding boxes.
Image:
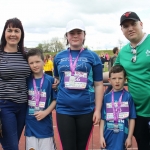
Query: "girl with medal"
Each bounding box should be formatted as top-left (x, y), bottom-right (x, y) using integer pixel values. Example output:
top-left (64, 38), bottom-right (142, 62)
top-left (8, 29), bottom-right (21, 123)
top-left (54, 19), bottom-right (104, 150)
top-left (100, 65), bottom-right (136, 150)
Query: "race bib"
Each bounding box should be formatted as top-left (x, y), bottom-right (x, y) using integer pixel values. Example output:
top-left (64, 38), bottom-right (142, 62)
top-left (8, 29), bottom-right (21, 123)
top-left (64, 71), bottom-right (87, 89)
top-left (28, 90), bottom-right (46, 115)
top-left (106, 102), bottom-right (129, 120)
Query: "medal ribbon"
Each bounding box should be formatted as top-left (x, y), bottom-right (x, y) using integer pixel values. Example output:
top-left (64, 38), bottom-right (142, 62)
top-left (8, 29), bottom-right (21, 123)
top-left (33, 75), bottom-right (44, 107)
top-left (112, 90), bottom-right (124, 124)
top-left (69, 48), bottom-right (84, 75)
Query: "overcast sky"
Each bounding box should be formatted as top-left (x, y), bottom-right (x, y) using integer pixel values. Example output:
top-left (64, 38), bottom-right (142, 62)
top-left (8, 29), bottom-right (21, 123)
top-left (0, 0), bottom-right (150, 50)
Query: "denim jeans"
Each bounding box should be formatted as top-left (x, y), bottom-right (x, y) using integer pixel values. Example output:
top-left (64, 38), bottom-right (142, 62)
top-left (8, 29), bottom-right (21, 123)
top-left (0, 100), bottom-right (27, 150)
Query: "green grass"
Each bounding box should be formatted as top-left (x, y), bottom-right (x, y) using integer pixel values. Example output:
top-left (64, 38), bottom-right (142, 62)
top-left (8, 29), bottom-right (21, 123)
top-left (94, 50), bottom-right (113, 56)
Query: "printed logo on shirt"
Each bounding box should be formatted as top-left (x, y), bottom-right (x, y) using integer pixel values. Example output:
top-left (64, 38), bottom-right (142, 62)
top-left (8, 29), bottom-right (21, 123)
top-left (107, 120), bottom-right (124, 131)
top-left (146, 50), bottom-right (150, 56)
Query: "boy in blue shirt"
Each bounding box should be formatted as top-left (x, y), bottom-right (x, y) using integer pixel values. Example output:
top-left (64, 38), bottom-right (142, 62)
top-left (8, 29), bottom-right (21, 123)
top-left (100, 65), bottom-right (136, 150)
top-left (25, 48), bottom-right (56, 150)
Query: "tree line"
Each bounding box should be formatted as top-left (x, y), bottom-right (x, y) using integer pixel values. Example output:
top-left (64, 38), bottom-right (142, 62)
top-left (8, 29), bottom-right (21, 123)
top-left (36, 37), bottom-right (65, 52)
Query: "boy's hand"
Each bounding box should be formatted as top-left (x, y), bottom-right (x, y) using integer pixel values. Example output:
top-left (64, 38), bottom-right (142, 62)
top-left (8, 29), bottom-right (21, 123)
top-left (100, 136), bottom-right (106, 148)
top-left (93, 110), bottom-right (101, 125)
top-left (34, 111), bottom-right (47, 121)
top-left (125, 137), bottom-right (132, 149)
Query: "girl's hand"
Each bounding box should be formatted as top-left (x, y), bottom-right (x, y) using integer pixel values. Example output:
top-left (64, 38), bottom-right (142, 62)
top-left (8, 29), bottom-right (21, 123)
top-left (93, 110), bottom-right (101, 125)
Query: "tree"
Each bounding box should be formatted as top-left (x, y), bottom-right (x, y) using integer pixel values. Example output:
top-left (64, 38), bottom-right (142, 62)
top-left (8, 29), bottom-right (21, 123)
top-left (37, 43), bottom-right (43, 50)
top-left (36, 37), bottom-right (65, 52)
top-left (49, 37), bottom-right (65, 52)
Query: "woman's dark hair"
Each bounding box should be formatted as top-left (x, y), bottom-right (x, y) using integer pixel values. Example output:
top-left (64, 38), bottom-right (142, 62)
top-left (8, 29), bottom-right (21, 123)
top-left (109, 65), bottom-right (126, 78)
top-left (0, 18), bottom-right (25, 55)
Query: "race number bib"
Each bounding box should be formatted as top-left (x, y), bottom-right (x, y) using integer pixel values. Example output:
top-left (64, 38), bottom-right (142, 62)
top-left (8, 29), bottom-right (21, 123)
top-left (28, 90), bottom-right (46, 115)
top-left (64, 71), bottom-right (87, 89)
top-left (106, 102), bottom-right (129, 120)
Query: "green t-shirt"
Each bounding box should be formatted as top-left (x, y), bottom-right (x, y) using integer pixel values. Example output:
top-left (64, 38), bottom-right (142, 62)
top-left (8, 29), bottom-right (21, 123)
top-left (115, 34), bottom-right (150, 117)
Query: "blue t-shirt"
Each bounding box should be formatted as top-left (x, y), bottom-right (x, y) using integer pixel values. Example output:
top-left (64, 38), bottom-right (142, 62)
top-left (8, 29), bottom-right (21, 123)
top-left (101, 89), bottom-right (136, 150)
top-left (54, 48), bottom-right (103, 115)
top-left (25, 74), bottom-right (57, 138)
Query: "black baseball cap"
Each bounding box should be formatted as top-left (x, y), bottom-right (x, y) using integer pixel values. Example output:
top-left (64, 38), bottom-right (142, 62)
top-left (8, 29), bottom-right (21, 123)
top-left (120, 11), bottom-right (141, 25)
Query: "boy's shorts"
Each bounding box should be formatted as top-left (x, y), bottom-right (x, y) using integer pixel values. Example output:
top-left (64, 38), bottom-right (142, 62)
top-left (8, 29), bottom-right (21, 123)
top-left (26, 136), bottom-right (57, 150)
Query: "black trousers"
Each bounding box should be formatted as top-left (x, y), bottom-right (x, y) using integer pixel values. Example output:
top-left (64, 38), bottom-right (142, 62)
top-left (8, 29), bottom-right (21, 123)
top-left (56, 112), bottom-right (94, 150)
top-left (133, 115), bottom-right (150, 150)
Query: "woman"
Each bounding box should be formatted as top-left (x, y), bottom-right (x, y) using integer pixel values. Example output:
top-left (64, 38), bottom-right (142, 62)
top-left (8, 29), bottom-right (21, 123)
top-left (44, 54), bottom-right (54, 76)
top-left (54, 19), bottom-right (104, 150)
top-left (0, 18), bottom-right (30, 150)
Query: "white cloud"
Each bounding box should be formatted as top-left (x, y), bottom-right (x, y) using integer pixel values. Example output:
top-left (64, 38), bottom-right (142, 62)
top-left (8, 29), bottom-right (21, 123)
top-left (0, 0), bottom-right (150, 49)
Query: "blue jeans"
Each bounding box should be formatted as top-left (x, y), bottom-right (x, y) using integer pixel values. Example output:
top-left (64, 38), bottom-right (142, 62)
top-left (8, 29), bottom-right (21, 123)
top-left (0, 100), bottom-right (27, 150)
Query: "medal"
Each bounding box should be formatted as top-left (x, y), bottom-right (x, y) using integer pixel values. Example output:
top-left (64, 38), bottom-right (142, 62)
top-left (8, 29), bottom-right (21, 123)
top-left (33, 75), bottom-right (44, 113)
top-left (113, 128), bottom-right (119, 133)
top-left (112, 90), bottom-right (124, 133)
top-left (113, 124), bottom-right (119, 133)
top-left (34, 106), bottom-right (40, 113)
top-left (114, 124), bottom-right (118, 129)
top-left (69, 47), bottom-right (84, 76)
